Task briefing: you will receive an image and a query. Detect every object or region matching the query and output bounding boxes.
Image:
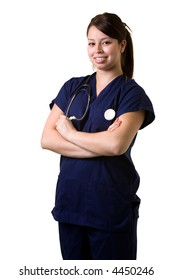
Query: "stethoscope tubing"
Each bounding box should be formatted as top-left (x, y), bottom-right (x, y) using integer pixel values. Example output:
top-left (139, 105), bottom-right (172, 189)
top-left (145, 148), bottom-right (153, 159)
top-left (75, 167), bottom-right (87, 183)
top-left (65, 80), bottom-right (92, 121)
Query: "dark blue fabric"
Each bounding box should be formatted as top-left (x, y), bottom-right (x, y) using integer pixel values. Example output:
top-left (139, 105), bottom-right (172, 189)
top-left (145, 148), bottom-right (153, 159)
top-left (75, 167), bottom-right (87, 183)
top-left (59, 210), bottom-right (138, 260)
top-left (50, 73), bottom-right (155, 231)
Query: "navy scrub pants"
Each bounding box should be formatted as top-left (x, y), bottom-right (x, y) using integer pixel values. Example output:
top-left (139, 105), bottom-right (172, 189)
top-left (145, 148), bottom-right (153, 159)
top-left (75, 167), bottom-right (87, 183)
top-left (58, 219), bottom-right (138, 260)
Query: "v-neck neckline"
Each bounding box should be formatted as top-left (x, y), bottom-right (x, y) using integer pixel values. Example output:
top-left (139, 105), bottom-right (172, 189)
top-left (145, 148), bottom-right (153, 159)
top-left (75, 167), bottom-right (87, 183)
top-left (91, 73), bottom-right (125, 100)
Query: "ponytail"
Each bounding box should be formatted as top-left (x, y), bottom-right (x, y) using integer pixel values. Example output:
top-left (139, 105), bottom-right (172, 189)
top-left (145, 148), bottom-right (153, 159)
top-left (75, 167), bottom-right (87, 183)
top-left (121, 26), bottom-right (134, 78)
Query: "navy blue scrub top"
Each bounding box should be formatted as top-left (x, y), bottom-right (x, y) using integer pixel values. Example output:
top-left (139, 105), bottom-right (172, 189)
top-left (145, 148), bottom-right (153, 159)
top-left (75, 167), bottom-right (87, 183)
top-left (50, 73), bottom-right (155, 232)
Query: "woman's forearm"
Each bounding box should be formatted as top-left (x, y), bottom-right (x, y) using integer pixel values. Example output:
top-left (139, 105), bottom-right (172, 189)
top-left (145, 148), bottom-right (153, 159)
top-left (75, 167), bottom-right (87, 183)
top-left (41, 129), bottom-right (99, 158)
top-left (55, 115), bottom-right (123, 156)
top-left (55, 111), bottom-right (145, 156)
top-left (69, 130), bottom-right (119, 156)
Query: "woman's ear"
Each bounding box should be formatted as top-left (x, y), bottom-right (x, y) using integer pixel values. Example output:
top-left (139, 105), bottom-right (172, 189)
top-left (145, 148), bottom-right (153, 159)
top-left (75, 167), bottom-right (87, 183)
top-left (120, 40), bottom-right (127, 53)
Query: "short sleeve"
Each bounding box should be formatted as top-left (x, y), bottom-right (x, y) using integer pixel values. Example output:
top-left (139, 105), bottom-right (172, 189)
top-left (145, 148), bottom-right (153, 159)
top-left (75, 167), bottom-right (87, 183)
top-left (116, 79), bottom-right (155, 129)
top-left (49, 80), bottom-right (71, 112)
top-left (49, 76), bottom-right (88, 112)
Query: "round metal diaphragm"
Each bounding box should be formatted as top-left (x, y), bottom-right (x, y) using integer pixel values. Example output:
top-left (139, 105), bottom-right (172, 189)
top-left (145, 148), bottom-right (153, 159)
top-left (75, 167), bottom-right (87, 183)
top-left (104, 109), bottom-right (116, 120)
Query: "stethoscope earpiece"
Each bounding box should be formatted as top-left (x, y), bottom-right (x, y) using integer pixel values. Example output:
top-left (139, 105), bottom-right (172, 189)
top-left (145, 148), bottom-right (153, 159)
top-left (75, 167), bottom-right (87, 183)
top-left (69, 116), bottom-right (76, 120)
top-left (104, 109), bottom-right (116, 120)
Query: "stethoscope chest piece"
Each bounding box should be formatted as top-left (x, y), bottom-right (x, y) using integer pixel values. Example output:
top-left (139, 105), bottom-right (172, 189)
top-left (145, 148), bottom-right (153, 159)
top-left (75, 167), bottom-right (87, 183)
top-left (104, 109), bottom-right (116, 120)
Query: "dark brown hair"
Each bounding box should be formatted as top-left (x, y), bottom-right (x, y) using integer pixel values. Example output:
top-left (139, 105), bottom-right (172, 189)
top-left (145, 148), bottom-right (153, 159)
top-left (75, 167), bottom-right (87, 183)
top-left (87, 12), bottom-right (134, 78)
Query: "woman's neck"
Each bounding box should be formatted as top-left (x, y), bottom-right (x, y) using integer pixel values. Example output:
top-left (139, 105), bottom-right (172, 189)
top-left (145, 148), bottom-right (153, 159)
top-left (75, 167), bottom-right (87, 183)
top-left (96, 70), bottom-right (123, 95)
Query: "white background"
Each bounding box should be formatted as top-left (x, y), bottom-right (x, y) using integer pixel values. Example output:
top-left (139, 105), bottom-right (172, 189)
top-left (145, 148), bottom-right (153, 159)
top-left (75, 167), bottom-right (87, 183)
top-left (0, 0), bottom-right (172, 278)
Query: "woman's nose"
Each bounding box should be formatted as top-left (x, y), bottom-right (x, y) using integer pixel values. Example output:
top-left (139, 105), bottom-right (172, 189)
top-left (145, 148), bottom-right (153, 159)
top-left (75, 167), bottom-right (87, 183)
top-left (95, 44), bottom-right (103, 53)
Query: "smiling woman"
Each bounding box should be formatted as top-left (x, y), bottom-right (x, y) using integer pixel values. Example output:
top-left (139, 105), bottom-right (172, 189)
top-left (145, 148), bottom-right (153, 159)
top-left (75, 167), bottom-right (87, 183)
top-left (87, 26), bottom-right (126, 77)
top-left (41, 12), bottom-right (155, 260)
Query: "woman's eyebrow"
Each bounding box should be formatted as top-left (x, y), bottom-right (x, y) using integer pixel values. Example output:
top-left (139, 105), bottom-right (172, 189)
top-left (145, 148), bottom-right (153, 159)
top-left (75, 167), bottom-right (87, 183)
top-left (88, 37), bottom-right (111, 41)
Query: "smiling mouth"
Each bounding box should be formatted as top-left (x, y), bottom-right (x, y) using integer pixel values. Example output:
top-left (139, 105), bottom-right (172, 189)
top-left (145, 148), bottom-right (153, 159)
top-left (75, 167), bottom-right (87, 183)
top-left (95, 57), bottom-right (106, 62)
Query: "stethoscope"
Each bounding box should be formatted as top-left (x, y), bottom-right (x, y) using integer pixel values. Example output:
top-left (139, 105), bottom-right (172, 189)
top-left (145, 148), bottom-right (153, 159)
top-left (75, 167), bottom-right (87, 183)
top-left (66, 74), bottom-right (116, 121)
top-left (65, 76), bottom-right (91, 121)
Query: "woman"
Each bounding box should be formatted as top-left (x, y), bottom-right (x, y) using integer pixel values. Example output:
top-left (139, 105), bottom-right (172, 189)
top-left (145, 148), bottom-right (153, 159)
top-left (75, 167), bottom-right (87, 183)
top-left (41, 12), bottom-right (155, 260)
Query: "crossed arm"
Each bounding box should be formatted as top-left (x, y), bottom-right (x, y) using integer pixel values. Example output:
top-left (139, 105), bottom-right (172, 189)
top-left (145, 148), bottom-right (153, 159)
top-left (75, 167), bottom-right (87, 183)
top-left (41, 103), bottom-right (145, 158)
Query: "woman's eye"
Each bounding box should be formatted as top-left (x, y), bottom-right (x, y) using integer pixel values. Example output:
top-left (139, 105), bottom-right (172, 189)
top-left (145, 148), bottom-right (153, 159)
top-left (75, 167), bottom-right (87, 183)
top-left (103, 41), bottom-right (111, 45)
top-left (88, 42), bottom-right (95, 46)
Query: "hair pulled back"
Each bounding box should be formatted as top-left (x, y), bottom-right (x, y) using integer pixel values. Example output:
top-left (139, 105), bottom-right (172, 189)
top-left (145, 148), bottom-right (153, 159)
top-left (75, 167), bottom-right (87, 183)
top-left (87, 12), bottom-right (134, 78)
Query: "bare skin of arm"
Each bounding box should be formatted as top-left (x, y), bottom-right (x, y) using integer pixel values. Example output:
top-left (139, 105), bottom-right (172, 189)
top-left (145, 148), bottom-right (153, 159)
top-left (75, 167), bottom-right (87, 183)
top-left (55, 110), bottom-right (145, 156)
top-left (41, 104), bottom-right (122, 158)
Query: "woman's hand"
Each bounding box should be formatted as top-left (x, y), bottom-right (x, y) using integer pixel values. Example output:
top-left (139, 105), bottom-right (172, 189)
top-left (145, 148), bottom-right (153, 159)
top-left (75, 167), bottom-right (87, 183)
top-left (55, 115), bottom-right (77, 141)
top-left (107, 118), bottom-right (122, 131)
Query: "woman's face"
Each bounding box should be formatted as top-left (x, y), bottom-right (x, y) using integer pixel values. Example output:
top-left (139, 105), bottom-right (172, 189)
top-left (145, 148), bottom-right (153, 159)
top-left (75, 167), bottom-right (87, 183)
top-left (87, 26), bottom-right (126, 72)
